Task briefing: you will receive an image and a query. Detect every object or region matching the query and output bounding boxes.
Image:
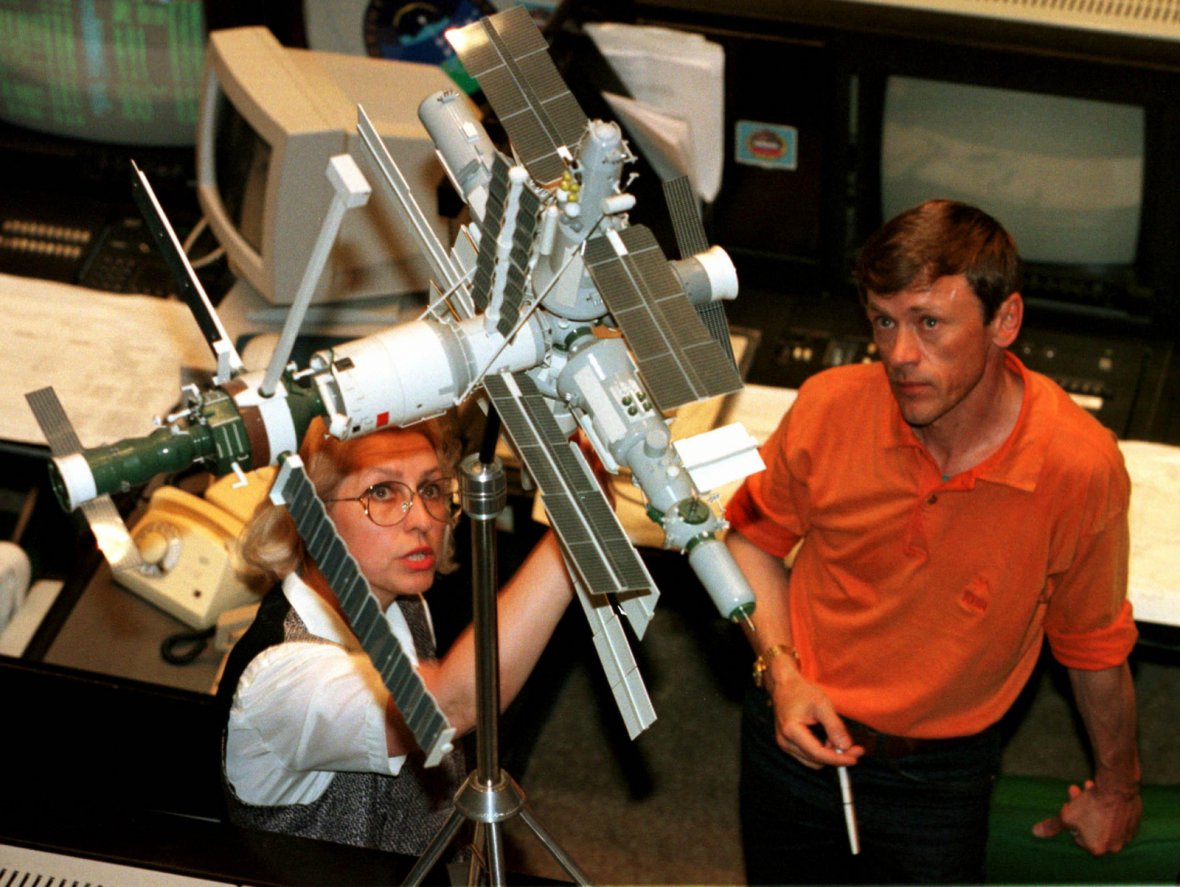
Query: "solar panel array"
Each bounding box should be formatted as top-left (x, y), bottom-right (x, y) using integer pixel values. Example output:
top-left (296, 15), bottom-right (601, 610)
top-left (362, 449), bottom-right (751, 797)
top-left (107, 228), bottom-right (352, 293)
top-left (272, 457), bottom-right (455, 767)
top-left (584, 226), bottom-right (742, 413)
top-left (449, 5), bottom-right (587, 185)
top-left (484, 371), bottom-right (655, 598)
top-left (470, 154), bottom-right (542, 338)
top-left (661, 175), bottom-right (738, 370)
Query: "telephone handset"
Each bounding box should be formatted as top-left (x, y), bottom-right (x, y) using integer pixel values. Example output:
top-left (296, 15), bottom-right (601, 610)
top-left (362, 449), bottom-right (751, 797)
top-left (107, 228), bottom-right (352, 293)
top-left (115, 468), bottom-right (275, 629)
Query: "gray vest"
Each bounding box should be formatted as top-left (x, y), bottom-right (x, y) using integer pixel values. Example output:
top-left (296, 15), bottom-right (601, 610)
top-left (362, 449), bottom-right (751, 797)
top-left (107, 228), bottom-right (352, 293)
top-left (221, 586), bottom-right (467, 856)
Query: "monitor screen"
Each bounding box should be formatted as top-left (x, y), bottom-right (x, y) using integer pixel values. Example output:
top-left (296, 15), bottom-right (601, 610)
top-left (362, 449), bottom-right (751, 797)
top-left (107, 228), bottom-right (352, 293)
top-left (882, 76), bottom-right (1145, 268)
top-left (0, 0), bottom-right (205, 146)
top-left (212, 91), bottom-right (269, 255)
top-left (197, 26), bottom-right (457, 306)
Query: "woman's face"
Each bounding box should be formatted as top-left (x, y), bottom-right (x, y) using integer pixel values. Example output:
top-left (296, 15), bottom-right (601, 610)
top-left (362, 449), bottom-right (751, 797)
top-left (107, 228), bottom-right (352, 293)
top-left (325, 429), bottom-right (450, 609)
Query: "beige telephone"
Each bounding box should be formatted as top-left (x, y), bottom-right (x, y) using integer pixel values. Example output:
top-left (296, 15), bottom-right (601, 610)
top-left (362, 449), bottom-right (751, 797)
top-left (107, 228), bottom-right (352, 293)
top-left (115, 467), bottom-right (275, 629)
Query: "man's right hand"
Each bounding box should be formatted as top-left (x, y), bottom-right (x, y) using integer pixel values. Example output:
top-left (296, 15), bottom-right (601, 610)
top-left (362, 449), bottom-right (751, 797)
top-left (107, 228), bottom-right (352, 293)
top-left (765, 661), bottom-right (864, 769)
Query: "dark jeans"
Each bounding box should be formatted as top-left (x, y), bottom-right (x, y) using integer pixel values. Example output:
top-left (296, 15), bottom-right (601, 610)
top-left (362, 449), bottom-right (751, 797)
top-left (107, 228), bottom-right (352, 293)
top-left (740, 688), bottom-right (1002, 885)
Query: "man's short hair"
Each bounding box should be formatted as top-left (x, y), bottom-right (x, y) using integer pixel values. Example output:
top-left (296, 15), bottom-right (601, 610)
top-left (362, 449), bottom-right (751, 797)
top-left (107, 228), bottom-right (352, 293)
top-left (854, 199), bottom-right (1023, 322)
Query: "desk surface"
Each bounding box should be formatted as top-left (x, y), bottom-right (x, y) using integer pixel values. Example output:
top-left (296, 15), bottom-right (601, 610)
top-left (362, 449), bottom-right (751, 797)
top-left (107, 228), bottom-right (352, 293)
top-left (43, 558), bottom-right (225, 695)
top-left (1119, 440), bottom-right (1180, 628)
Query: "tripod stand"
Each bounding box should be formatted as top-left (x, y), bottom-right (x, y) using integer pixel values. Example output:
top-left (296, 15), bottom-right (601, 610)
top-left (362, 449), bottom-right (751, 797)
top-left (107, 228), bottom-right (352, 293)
top-left (402, 427), bottom-right (590, 886)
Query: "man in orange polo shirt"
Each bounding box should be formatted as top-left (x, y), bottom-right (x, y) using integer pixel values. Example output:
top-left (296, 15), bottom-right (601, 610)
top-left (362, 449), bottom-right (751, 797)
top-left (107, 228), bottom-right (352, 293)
top-left (726, 199), bottom-right (1141, 884)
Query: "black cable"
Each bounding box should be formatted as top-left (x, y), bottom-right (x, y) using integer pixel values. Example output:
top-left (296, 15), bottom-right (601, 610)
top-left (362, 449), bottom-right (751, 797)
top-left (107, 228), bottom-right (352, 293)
top-left (160, 625), bottom-right (215, 665)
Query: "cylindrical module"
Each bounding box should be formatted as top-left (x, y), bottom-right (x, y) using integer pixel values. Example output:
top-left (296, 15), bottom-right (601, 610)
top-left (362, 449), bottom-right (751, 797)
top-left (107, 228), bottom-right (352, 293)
top-left (50, 424), bottom-right (214, 512)
top-left (418, 89), bottom-right (497, 222)
top-left (311, 315), bottom-right (547, 440)
top-left (46, 374), bottom-right (324, 512)
top-left (556, 335), bottom-right (756, 623)
top-left (671, 245), bottom-right (740, 306)
top-left (686, 536), bottom-right (757, 623)
top-left (312, 320), bottom-right (463, 439)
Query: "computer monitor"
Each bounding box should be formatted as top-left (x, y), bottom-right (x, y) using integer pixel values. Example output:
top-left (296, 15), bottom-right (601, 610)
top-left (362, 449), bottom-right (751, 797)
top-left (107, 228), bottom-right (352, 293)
top-left (0, 0), bottom-right (205, 146)
top-left (196, 26), bottom-right (456, 306)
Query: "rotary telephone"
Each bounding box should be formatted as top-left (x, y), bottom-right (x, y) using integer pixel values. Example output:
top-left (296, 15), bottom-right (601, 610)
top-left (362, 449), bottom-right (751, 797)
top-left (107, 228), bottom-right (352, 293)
top-left (115, 467), bottom-right (275, 629)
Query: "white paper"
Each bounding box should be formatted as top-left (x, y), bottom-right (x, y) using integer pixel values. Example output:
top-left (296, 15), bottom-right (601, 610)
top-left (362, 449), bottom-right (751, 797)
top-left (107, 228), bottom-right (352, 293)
top-left (675, 421), bottom-right (764, 494)
top-left (1119, 440), bottom-right (1180, 626)
top-left (586, 22), bottom-right (724, 202)
top-left (0, 274), bottom-right (215, 448)
top-left (602, 92), bottom-right (695, 189)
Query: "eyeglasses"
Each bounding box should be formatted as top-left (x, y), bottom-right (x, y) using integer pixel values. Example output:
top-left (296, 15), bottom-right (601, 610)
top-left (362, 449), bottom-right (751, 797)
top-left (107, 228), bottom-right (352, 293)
top-left (327, 477), bottom-right (457, 527)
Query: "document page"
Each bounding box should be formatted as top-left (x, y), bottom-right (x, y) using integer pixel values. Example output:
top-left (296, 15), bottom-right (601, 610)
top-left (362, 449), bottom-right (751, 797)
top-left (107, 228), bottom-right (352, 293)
top-left (1120, 439), bottom-right (1180, 626)
top-left (1, 274), bottom-right (214, 448)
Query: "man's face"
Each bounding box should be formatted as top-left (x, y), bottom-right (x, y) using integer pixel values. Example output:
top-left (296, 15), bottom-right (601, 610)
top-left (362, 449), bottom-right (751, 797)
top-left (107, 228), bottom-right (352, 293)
top-left (865, 274), bottom-right (1017, 429)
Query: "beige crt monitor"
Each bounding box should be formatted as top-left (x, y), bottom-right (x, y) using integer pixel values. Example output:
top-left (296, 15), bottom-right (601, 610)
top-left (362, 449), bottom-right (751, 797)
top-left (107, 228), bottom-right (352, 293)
top-left (196, 26), bottom-right (457, 305)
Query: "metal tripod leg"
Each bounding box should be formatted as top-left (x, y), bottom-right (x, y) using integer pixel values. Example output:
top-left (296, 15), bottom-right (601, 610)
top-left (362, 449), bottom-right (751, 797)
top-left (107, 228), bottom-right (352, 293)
top-left (402, 451), bottom-right (590, 887)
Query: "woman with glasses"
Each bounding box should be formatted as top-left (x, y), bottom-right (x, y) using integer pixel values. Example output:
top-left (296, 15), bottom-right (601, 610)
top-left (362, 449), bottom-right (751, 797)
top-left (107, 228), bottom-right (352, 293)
top-left (216, 413), bottom-right (576, 858)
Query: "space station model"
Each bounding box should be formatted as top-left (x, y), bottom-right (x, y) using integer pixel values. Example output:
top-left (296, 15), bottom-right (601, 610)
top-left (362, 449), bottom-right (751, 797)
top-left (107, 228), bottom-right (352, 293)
top-left (27, 7), bottom-right (763, 764)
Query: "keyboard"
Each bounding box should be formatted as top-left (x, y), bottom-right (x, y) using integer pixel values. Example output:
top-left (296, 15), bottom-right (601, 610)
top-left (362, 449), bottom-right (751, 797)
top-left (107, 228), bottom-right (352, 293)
top-left (1, 843), bottom-right (233, 886)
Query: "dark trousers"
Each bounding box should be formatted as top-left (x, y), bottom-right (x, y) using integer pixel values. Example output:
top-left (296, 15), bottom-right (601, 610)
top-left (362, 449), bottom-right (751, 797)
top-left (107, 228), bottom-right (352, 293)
top-left (740, 688), bottom-right (1002, 885)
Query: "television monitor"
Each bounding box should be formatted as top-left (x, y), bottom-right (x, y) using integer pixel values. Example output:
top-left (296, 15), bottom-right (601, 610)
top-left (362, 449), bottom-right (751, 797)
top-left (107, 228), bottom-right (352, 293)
top-left (196, 25), bottom-right (456, 306)
top-left (846, 41), bottom-right (1178, 329)
top-left (0, 0), bottom-right (205, 146)
top-left (881, 76), bottom-right (1145, 279)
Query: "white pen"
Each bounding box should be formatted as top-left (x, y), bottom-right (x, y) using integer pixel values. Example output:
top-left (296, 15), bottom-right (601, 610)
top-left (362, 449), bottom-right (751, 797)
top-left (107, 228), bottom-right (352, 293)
top-left (836, 753), bottom-right (861, 855)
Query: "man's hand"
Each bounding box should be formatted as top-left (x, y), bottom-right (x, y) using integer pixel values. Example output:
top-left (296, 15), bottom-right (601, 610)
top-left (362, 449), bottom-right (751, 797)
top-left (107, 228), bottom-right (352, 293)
top-left (1035, 663), bottom-right (1143, 856)
top-left (1032, 778), bottom-right (1142, 855)
top-left (766, 665), bottom-right (864, 769)
top-left (725, 531), bottom-right (864, 770)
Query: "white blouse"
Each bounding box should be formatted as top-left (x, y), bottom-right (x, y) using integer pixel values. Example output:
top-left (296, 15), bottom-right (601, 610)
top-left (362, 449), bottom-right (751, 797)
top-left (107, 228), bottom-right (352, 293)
top-left (225, 572), bottom-right (430, 806)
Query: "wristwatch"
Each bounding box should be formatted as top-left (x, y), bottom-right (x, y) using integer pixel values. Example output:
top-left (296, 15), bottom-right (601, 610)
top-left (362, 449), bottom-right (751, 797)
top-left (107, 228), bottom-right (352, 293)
top-left (752, 643), bottom-right (800, 688)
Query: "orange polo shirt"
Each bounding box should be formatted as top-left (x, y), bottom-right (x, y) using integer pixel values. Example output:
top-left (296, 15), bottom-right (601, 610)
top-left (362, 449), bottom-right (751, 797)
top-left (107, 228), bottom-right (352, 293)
top-left (728, 352), bottom-right (1136, 738)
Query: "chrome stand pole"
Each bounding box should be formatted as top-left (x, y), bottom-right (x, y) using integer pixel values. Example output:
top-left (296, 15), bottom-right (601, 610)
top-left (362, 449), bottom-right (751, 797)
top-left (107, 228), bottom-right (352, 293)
top-left (403, 446), bottom-right (589, 887)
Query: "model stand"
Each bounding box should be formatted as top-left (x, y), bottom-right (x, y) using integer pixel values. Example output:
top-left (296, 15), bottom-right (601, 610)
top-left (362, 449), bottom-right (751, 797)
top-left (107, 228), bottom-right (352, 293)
top-left (403, 434), bottom-right (590, 887)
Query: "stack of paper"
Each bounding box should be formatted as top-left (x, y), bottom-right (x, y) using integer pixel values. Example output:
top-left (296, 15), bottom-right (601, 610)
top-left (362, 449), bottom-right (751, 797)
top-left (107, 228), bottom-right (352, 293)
top-left (586, 22), bottom-right (725, 203)
top-left (0, 274), bottom-right (214, 448)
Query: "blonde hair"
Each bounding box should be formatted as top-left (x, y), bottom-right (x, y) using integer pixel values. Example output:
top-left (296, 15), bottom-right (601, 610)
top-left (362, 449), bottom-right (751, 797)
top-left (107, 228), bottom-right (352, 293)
top-left (235, 413), bottom-right (462, 591)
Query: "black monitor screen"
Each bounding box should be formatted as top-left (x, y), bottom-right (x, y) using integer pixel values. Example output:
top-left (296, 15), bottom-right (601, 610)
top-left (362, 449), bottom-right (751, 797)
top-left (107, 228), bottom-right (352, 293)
top-left (212, 90), bottom-right (269, 255)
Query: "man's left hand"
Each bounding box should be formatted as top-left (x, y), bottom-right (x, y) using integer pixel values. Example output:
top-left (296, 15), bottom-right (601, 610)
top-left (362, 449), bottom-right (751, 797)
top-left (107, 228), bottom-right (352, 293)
top-left (1032, 778), bottom-right (1142, 855)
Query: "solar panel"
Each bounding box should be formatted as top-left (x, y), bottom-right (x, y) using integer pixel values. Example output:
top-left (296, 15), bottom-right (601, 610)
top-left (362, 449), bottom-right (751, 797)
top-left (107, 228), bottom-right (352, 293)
top-left (448, 6), bottom-right (587, 185)
top-left (661, 176), bottom-right (739, 369)
top-left (270, 455), bottom-right (456, 767)
top-left (584, 226), bottom-right (742, 412)
top-left (25, 387), bottom-right (142, 572)
top-left (484, 372), bottom-right (655, 597)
